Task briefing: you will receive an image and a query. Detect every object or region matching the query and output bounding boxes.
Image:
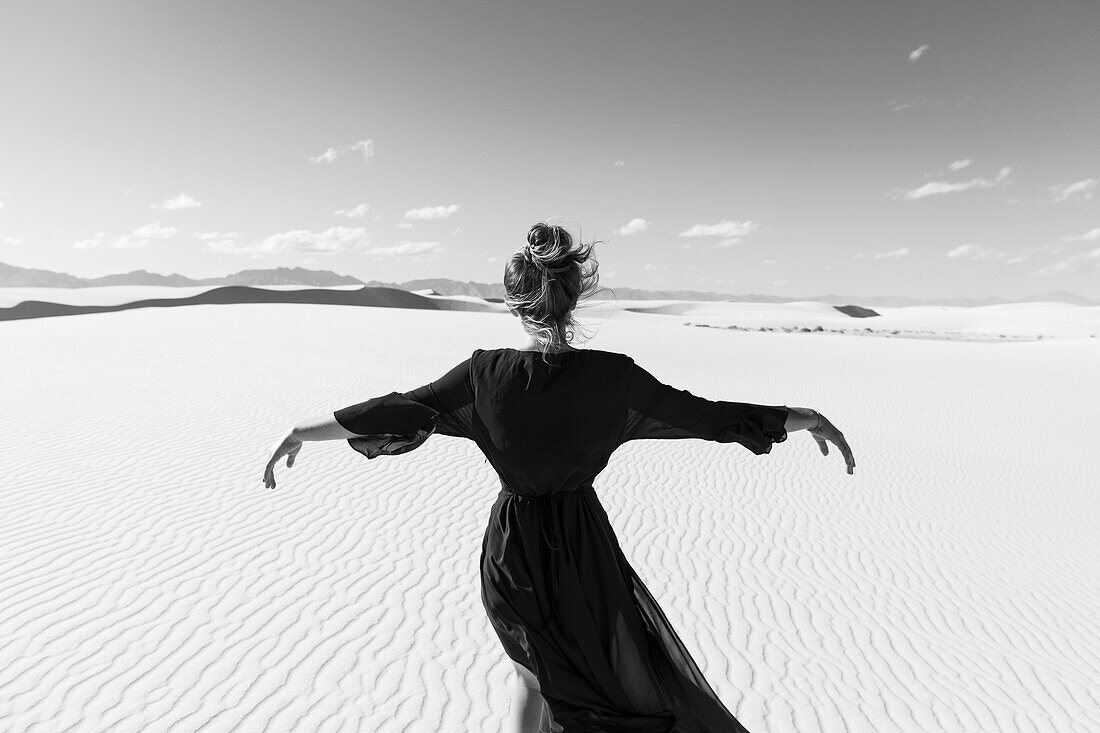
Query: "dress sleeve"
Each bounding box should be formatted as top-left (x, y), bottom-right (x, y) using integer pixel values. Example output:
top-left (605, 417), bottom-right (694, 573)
top-left (620, 357), bottom-right (789, 455)
top-left (333, 355), bottom-right (476, 460)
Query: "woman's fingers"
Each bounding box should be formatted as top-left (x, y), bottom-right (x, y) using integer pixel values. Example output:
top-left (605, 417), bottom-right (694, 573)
top-left (811, 416), bottom-right (855, 475)
top-left (263, 433), bottom-right (302, 490)
top-left (831, 432), bottom-right (856, 475)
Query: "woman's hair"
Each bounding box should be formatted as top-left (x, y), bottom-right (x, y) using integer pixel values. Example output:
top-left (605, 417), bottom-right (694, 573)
top-left (504, 222), bottom-right (604, 365)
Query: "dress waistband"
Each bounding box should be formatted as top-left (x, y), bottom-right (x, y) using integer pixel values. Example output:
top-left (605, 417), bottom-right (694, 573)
top-left (500, 485), bottom-right (594, 551)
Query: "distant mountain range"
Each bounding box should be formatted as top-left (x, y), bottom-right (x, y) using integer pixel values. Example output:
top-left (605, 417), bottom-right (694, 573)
top-left (0, 261), bottom-right (1095, 307)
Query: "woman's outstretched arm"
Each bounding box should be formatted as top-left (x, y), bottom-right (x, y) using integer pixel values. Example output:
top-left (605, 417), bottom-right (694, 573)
top-left (264, 355), bottom-right (476, 490)
top-left (262, 415), bottom-right (358, 490)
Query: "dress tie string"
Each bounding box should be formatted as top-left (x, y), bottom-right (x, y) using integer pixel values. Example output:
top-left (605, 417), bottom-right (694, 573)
top-left (533, 492), bottom-right (561, 552)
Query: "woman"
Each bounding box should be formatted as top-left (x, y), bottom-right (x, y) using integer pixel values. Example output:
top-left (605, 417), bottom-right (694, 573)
top-left (263, 222), bottom-right (855, 732)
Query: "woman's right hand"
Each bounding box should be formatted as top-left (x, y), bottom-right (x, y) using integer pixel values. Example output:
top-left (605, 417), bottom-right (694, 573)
top-left (807, 411), bottom-right (856, 475)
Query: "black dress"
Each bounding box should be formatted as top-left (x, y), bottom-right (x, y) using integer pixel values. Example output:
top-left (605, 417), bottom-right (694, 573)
top-left (333, 348), bottom-right (788, 732)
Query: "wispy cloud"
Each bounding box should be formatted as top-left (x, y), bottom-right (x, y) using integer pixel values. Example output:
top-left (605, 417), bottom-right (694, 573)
top-left (1061, 227), bottom-right (1100, 243)
top-left (3, 236), bottom-right (25, 246)
top-left (364, 240), bottom-right (443, 257)
top-left (152, 193), bottom-right (202, 210)
top-left (72, 232), bottom-right (107, 249)
top-left (642, 263), bottom-right (658, 271)
top-left (949, 159), bottom-right (972, 171)
top-left (349, 139), bottom-right (375, 161)
top-left (678, 219), bottom-right (759, 247)
top-left (761, 258), bottom-right (777, 265)
top-left (193, 231), bottom-right (241, 252)
top-left (946, 244), bottom-right (1008, 261)
top-left (208, 228), bottom-right (369, 254)
top-left (617, 218), bottom-right (651, 236)
top-left (1049, 178), bottom-right (1096, 203)
top-left (405, 204), bottom-right (460, 220)
top-left (309, 147), bottom-right (340, 164)
top-left (893, 166), bottom-right (1011, 200)
top-left (1036, 247), bottom-right (1100, 275)
top-left (872, 247), bottom-right (911, 260)
top-left (335, 203), bottom-right (371, 218)
top-left (96, 222), bottom-right (179, 249)
top-left (886, 94), bottom-right (928, 112)
top-left (613, 160), bottom-right (625, 167)
top-left (908, 44), bottom-right (929, 62)
top-left (309, 138), bottom-right (375, 164)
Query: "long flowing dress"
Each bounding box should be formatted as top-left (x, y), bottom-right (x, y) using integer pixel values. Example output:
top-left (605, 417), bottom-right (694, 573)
top-left (333, 347), bottom-right (788, 732)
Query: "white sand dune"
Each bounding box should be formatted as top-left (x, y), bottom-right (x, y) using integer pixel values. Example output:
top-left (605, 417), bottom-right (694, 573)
top-left (1, 302), bottom-right (1098, 732)
top-left (620, 299), bottom-right (1100, 340)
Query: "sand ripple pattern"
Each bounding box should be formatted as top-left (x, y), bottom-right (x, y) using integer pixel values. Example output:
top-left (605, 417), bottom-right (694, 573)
top-left (1, 305), bottom-right (1098, 732)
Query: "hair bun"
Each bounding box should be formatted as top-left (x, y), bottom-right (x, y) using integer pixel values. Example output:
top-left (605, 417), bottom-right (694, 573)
top-left (526, 222), bottom-right (571, 259)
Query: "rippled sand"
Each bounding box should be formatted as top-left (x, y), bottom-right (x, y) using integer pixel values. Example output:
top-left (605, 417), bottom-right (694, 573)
top-left (1, 300), bottom-right (1097, 732)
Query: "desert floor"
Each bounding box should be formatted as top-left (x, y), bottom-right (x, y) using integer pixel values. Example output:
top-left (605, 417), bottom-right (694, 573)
top-left (2, 295), bottom-right (1098, 732)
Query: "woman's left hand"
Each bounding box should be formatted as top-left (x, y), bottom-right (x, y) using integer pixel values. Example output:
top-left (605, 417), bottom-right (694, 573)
top-left (264, 430), bottom-right (302, 489)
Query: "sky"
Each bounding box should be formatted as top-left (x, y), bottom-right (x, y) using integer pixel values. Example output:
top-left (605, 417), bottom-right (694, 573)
top-left (1, 0), bottom-right (1098, 299)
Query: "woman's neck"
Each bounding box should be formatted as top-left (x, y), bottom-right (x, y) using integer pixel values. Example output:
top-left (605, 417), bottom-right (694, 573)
top-left (518, 339), bottom-right (577, 353)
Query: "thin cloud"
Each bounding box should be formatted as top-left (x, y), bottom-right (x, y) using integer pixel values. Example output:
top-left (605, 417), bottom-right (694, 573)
top-left (111, 222), bottom-right (178, 249)
top-left (1062, 227), bottom-right (1100, 243)
top-left (613, 160), bottom-right (625, 167)
top-left (349, 139), bottom-right (375, 162)
top-left (72, 232), bottom-right (107, 249)
top-left (364, 240), bottom-right (443, 256)
top-left (193, 227), bottom-right (371, 254)
top-left (193, 231), bottom-right (241, 252)
top-left (946, 244), bottom-right (1008, 261)
top-left (309, 138), bottom-right (375, 164)
top-left (894, 166), bottom-right (1011, 200)
top-left (949, 159), bottom-right (972, 171)
top-left (309, 147), bottom-right (340, 164)
top-left (3, 236), bottom-right (24, 246)
top-left (678, 219), bottom-right (759, 246)
top-left (761, 259), bottom-right (778, 265)
top-left (617, 218), bottom-right (651, 236)
top-left (1049, 178), bottom-right (1097, 203)
top-left (405, 204), bottom-right (460, 220)
top-left (872, 248), bottom-right (910, 260)
top-left (260, 227), bottom-right (369, 254)
top-left (192, 231), bottom-right (240, 240)
top-left (642, 264), bottom-right (658, 271)
top-left (886, 94), bottom-right (927, 112)
top-left (152, 193), bottom-right (202, 210)
top-left (1035, 247), bottom-right (1100, 275)
top-left (908, 44), bottom-right (929, 62)
top-left (335, 203), bottom-right (371, 218)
